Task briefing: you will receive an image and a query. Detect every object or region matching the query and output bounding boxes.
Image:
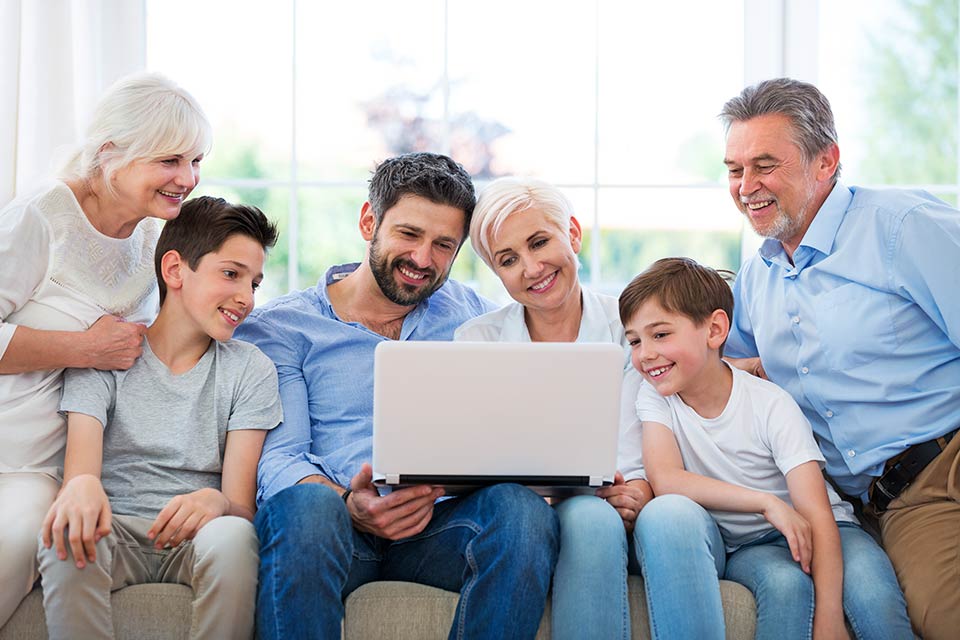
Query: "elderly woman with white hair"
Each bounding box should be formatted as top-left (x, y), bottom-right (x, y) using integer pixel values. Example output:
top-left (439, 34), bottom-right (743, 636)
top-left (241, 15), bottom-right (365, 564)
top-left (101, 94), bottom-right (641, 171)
top-left (455, 177), bottom-right (652, 640)
top-left (0, 72), bottom-right (210, 624)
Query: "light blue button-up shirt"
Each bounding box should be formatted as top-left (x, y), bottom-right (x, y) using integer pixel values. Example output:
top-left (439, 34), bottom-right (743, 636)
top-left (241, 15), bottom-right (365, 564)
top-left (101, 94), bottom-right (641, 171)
top-left (235, 263), bottom-right (496, 506)
top-left (726, 183), bottom-right (960, 498)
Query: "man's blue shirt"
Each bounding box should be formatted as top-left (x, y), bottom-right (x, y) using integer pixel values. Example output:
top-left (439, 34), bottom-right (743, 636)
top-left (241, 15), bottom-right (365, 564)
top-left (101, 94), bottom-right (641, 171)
top-left (726, 183), bottom-right (960, 498)
top-left (235, 263), bottom-right (496, 506)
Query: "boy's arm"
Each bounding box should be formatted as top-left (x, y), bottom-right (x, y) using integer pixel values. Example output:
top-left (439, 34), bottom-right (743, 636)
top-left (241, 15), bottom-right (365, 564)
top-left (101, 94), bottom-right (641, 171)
top-left (41, 412), bottom-right (112, 568)
top-left (785, 461), bottom-right (846, 640)
top-left (643, 420), bottom-right (813, 569)
top-left (220, 428), bottom-right (268, 519)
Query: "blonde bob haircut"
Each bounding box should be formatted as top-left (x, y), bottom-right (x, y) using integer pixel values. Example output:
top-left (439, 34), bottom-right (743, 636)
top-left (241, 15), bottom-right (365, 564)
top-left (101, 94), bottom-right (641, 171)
top-left (61, 72), bottom-right (212, 194)
top-left (470, 176), bottom-right (575, 268)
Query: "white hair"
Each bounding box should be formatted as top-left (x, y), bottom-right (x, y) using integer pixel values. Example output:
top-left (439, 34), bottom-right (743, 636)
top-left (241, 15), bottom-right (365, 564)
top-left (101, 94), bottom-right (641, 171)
top-left (61, 72), bottom-right (212, 192)
top-left (470, 176), bottom-right (574, 268)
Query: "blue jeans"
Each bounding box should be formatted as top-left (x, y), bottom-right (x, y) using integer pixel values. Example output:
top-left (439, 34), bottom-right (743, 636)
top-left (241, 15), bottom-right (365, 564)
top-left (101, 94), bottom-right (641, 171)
top-left (552, 495), bottom-right (630, 640)
top-left (633, 494), bottom-right (913, 640)
top-left (255, 483), bottom-right (559, 640)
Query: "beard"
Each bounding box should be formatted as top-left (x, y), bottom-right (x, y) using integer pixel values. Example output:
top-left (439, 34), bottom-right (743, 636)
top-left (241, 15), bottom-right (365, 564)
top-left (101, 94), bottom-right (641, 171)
top-left (368, 235), bottom-right (446, 306)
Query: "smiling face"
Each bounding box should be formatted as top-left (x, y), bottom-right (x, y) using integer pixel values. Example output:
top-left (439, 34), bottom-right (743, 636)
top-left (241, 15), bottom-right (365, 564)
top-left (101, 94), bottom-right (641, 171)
top-left (364, 195), bottom-right (466, 307)
top-left (178, 233), bottom-right (265, 342)
top-left (111, 153), bottom-right (202, 222)
top-left (624, 297), bottom-right (727, 400)
top-left (724, 113), bottom-right (833, 253)
top-left (490, 207), bottom-right (582, 313)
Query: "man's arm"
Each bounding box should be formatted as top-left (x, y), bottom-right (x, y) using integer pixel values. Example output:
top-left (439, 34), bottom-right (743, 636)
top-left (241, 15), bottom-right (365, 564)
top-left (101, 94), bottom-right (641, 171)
top-left (785, 461), bottom-right (846, 640)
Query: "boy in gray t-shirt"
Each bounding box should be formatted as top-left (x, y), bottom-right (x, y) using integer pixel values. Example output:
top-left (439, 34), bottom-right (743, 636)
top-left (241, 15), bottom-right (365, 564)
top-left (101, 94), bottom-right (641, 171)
top-left (38, 196), bottom-right (282, 640)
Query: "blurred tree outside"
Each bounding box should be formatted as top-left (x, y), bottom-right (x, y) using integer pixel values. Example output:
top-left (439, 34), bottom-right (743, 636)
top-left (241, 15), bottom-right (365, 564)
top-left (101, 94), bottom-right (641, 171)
top-left (861, 0), bottom-right (958, 185)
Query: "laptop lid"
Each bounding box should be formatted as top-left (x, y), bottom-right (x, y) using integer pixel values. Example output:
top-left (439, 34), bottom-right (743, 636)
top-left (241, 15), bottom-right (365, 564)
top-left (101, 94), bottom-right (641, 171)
top-left (372, 341), bottom-right (623, 495)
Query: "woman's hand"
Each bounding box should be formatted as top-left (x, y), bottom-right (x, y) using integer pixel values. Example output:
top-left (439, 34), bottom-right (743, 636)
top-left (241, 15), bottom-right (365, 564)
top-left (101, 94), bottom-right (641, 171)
top-left (41, 474), bottom-right (112, 568)
top-left (595, 472), bottom-right (652, 533)
top-left (83, 315), bottom-right (147, 370)
top-left (148, 488), bottom-right (231, 549)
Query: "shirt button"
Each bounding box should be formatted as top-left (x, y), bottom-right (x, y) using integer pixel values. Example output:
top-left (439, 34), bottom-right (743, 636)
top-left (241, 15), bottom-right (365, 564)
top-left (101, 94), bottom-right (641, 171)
top-left (801, 366), bottom-right (809, 374)
top-left (792, 316), bottom-right (800, 324)
top-left (847, 450), bottom-right (856, 457)
top-left (825, 410), bottom-right (834, 418)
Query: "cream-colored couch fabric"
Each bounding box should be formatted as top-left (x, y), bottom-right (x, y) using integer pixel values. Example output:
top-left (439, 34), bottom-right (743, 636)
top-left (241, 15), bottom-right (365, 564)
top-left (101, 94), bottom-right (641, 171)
top-left (1, 577), bottom-right (756, 639)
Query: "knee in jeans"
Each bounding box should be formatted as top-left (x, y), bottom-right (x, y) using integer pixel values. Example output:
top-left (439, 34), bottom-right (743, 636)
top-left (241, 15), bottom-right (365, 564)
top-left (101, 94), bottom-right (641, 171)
top-left (635, 494), bottom-right (704, 542)
top-left (557, 495), bottom-right (624, 545)
top-left (256, 483), bottom-right (349, 544)
top-left (477, 484), bottom-right (559, 543)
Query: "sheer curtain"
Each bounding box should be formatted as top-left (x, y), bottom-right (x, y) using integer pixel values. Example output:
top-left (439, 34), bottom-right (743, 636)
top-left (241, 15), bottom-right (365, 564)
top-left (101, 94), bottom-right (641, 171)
top-left (0, 0), bottom-right (145, 207)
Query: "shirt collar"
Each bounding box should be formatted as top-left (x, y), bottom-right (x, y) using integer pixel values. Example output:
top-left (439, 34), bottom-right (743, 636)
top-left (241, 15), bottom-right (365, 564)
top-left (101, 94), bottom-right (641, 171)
top-left (320, 262), bottom-right (431, 338)
top-left (758, 182), bottom-right (852, 266)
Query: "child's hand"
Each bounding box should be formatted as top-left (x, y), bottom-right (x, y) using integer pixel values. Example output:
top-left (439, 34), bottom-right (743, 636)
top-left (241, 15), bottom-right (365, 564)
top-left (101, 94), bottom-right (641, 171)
top-left (148, 488), bottom-right (230, 549)
top-left (40, 474), bottom-right (112, 569)
top-left (761, 495), bottom-right (813, 573)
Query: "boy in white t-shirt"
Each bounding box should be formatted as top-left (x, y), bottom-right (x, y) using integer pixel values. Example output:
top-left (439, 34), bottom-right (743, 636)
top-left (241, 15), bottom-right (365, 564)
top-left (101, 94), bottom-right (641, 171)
top-left (36, 196), bottom-right (282, 640)
top-left (619, 257), bottom-right (911, 640)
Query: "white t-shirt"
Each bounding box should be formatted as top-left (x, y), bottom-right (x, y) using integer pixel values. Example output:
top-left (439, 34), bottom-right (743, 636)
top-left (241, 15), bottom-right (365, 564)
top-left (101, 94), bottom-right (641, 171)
top-left (0, 182), bottom-right (160, 477)
top-left (455, 288), bottom-right (646, 480)
top-left (636, 364), bottom-right (856, 551)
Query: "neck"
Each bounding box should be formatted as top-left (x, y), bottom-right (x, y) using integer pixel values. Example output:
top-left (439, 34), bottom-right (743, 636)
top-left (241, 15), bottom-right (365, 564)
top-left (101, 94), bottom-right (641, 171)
top-left (677, 358), bottom-right (733, 419)
top-left (524, 285), bottom-right (583, 342)
top-left (328, 262), bottom-right (414, 338)
top-left (67, 178), bottom-right (143, 239)
top-left (145, 304), bottom-right (213, 375)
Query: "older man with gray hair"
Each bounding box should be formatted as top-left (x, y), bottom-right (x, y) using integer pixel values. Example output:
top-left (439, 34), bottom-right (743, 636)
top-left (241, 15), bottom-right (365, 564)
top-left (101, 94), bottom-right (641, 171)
top-left (721, 77), bottom-right (960, 640)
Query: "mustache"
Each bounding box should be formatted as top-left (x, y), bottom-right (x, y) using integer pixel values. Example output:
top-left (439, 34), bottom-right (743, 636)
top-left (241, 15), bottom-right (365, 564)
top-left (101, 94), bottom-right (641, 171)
top-left (392, 257), bottom-right (436, 281)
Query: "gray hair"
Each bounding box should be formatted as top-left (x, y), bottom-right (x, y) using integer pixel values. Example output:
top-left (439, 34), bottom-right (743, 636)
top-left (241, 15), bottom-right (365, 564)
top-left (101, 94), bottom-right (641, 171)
top-left (61, 72), bottom-right (211, 191)
top-left (720, 78), bottom-right (841, 180)
top-left (470, 176), bottom-right (574, 268)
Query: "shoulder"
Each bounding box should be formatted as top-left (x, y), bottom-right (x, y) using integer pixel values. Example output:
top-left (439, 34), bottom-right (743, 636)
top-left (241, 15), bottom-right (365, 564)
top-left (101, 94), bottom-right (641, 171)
top-left (0, 183), bottom-right (60, 242)
top-left (237, 288), bottom-right (323, 340)
top-left (454, 302), bottom-right (518, 341)
top-left (427, 278), bottom-right (497, 319)
top-left (847, 185), bottom-right (955, 229)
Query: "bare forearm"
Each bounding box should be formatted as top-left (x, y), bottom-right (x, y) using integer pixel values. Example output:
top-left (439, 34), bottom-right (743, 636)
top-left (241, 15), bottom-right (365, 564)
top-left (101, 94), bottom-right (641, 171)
top-left (806, 512), bottom-right (844, 620)
top-left (650, 467), bottom-right (773, 514)
top-left (0, 326), bottom-right (92, 373)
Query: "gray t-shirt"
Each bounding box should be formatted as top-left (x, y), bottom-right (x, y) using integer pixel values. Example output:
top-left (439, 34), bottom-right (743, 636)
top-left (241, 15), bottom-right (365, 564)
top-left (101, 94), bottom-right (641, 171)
top-left (60, 338), bottom-right (282, 519)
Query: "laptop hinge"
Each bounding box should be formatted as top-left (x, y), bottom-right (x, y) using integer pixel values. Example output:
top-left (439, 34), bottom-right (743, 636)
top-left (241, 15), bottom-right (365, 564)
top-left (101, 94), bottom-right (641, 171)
top-left (589, 475), bottom-right (603, 487)
top-left (386, 473), bottom-right (401, 485)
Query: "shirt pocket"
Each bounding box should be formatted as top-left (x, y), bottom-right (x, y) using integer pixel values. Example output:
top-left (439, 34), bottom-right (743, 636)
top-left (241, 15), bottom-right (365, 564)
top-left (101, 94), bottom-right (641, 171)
top-left (813, 282), bottom-right (900, 370)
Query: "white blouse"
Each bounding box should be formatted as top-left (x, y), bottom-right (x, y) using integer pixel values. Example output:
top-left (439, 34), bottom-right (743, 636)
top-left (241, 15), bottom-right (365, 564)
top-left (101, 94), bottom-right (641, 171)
top-left (0, 182), bottom-right (160, 477)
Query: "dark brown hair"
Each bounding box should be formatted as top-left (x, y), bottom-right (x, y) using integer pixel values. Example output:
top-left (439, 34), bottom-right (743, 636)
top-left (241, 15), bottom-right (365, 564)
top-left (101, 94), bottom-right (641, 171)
top-left (619, 257), bottom-right (735, 355)
top-left (155, 196), bottom-right (279, 303)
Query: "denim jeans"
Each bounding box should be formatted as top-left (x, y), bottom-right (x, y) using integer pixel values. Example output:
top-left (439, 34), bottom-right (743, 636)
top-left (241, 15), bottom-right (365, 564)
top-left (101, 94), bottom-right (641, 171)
top-left (552, 495), bottom-right (630, 640)
top-left (255, 482), bottom-right (559, 640)
top-left (633, 494), bottom-right (913, 640)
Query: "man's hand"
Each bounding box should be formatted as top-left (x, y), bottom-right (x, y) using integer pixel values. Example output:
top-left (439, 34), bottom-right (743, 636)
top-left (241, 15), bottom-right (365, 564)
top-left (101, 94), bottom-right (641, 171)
top-left (148, 488), bottom-right (230, 549)
top-left (761, 495), bottom-right (813, 573)
top-left (84, 315), bottom-right (147, 370)
top-left (594, 472), bottom-right (652, 533)
top-left (725, 356), bottom-right (767, 380)
top-left (346, 463), bottom-right (443, 540)
top-left (41, 474), bottom-right (112, 568)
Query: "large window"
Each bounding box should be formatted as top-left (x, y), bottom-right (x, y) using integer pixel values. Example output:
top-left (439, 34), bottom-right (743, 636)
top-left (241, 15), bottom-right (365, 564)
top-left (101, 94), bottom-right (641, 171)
top-left (147, 1), bottom-right (960, 301)
top-left (146, 0), bottom-right (744, 302)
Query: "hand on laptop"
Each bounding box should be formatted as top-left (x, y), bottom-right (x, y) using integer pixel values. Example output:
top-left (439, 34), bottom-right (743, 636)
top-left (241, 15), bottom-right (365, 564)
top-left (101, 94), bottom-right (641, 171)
top-left (347, 463), bottom-right (445, 540)
top-left (594, 471), bottom-right (653, 533)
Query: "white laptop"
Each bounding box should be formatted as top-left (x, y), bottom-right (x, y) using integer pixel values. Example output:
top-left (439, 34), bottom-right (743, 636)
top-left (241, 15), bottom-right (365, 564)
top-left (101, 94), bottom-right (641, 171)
top-left (372, 341), bottom-right (623, 496)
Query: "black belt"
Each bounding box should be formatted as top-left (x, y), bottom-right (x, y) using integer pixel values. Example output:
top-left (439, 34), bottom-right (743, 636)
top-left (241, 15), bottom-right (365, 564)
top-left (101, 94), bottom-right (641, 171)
top-left (870, 429), bottom-right (958, 512)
